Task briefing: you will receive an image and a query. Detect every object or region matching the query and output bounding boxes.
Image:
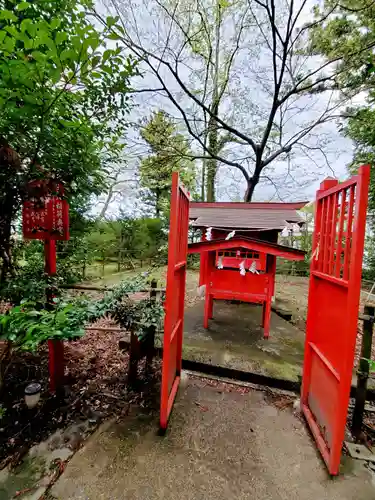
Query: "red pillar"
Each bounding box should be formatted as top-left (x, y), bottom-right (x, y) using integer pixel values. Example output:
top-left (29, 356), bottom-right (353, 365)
top-left (44, 240), bottom-right (56, 275)
top-left (199, 230), bottom-right (209, 286)
top-left (45, 240), bottom-right (64, 394)
top-left (203, 252), bottom-right (215, 328)
top-left (262, 299), bottom-right (272, 339)
top-left (263, 255), bottom-right (276, 339)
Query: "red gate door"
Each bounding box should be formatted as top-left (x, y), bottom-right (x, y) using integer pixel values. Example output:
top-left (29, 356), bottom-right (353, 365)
top-left (302, 164), bottom-right (370, 475)
top-left (160, 172), bottom-right (190, 431)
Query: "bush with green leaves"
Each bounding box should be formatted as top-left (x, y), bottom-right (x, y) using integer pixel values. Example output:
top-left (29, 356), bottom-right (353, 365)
top-left (0, 0), bottom-right (137, 282)
top-left (74, 275), bottom-right (165, 341)
top-left (0, 300), bottom-right (87, 351)
top-left (111, 296), bottom-right (164, 342)
top-left (0, 242), bottom-right (82, 305)
top-left (0, 275), bottom-right (165, 351)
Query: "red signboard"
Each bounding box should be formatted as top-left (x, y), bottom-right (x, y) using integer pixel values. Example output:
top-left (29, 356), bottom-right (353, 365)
top-left (22, 180), bottom-right (69, 240)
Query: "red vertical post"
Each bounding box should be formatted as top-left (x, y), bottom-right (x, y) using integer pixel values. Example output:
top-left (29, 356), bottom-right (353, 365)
top-left (263, 255), bottom-right (276, 339)
top-left (262, 299), bottom-right (272, 339)
top-left (45, 240), bottom-right (64, 395)
top-left (208, 252), bottom-right (214, 319)
top-left (204, 294), bottom-right (212, 328)
top-left (203, 252), bottom-right (215, 328)
top-left (261, 300), bottom-right (267, 328)
top-left (44, 240), bottom-right (56, 275)
top-left (199, 231), bottom-right (209, 286)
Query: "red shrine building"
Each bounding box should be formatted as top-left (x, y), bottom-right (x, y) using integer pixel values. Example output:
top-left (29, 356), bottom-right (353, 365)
top-left (188, 201), bottom-right (308, 338)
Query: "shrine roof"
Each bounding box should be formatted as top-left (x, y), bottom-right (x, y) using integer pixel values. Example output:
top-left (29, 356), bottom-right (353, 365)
top-left (188, 236), bottom-right (305, 261)
top-left (189, 201), bottom-right (308, 231)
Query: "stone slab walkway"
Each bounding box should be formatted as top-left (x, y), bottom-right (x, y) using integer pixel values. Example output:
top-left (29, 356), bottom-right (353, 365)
top-left (182, 301), bottom-right (305, 381)
top-left (50, 375), bottom-right (374, 500)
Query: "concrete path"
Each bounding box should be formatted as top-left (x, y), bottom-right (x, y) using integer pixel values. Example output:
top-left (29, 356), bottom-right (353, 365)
top-left (182, 301), bottom-right (305, 380)
top-left (50, 375), bottom-right (374, 500)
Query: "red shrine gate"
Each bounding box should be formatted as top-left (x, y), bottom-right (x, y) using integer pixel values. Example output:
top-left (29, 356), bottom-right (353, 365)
top-left (160, 165), bottom-right (370, 476)
top-left (160, 172), bottom-right (190, 430)
top-left (302, 165), bottom-right (370, 475)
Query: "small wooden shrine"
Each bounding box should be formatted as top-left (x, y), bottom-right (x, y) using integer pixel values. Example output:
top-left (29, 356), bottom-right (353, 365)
top-left (188, 201), bottom-right (307, 338)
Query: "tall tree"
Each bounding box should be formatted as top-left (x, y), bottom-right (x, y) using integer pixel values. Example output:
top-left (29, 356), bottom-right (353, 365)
top-left (308, 1), bottom-right (375, 279)
top-left (94, 0), bottom-right (368, 201)
top-left (0, 0), bottom-right (137, 279)
top-left (139, 110), bottom-right (195, 217)
top-left (157, 0), bottom-right (253, 201)
top-left (307, 0), bottom-right (375, 212)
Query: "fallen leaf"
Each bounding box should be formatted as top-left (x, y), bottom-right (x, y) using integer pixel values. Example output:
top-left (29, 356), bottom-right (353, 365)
top-left (194, 401), bottom-right (209, 412)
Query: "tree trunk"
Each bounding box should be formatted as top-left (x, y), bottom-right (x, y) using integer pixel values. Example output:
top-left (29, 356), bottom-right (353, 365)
top-left (204, 1), bottom-right (221, 203)
top-left (244, 181), bottom-right (255, 202)
top-left (201, 136), bottom-right (206, 202)
top-left (0, 193), bottom-right (14, 283)
top-left (244, 160), bottom-right (262, 202)
top-left (99, 185), bottom-right (114, 219)
top-left (0, 141), bottom-right (21, 283)
top-left (155, 189), bottom-right (161, 218)
top-left (206, 112), bottom-right (219, 202)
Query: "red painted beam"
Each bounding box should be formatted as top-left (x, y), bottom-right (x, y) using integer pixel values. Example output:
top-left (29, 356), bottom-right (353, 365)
top-left (188, 236), bottom-right (305, 261)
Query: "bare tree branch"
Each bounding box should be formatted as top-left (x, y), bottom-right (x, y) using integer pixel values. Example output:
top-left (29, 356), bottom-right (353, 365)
top-left (296, 142), bottom-right (336, 176)
top-left (93, 0), bottom-right (371, 202)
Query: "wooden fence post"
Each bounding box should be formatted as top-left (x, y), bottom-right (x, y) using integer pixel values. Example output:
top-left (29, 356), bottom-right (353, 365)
top-left (352, 305), bottom-right (374, 439)
top-left (145, 279), bottom-right (157, 372)
top-left (128, 330), bottom-right (140, 386)
top-left (127, 280), bottom-right (158, 385)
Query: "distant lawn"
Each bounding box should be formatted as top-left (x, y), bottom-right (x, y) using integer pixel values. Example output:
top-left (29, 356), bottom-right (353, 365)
top-left (80, 264), bottom-right (200, 289)
top-left (82, 263), bottom-right (167, 287)
top-left (85, 262), bottom-right (119, 279)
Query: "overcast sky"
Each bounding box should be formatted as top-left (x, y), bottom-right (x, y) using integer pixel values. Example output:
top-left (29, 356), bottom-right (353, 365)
top-left (94, 0), bottom-right (358, 216)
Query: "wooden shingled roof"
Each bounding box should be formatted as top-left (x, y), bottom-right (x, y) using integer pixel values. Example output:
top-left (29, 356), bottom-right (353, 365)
top-left (189, 201), bottom-right (308, 231)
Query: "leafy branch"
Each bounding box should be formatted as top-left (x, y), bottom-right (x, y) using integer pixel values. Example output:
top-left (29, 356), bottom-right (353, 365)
top-left (0, 276), bottom-right (165, 351)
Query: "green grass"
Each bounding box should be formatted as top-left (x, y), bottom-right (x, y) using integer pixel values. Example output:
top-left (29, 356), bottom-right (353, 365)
top-left (80, 263), bottom-right (201, 290)
top-left (85, 262), bottom-right (119, 279)
top-left (82, 264), bottom-right (167, 287)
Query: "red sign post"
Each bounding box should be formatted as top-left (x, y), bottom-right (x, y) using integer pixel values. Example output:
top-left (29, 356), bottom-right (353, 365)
top-left (22, 179), bottom-right (69, 395)
top-left (22, 180), bottom-right (69, 241)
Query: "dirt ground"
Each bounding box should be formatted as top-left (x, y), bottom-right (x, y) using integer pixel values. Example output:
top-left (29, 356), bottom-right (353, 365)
top-left (274, 275), bottom-right (309, 330)
top-left (0, 319), bottom-right (160, 475)
top-left (148, 268), bottom-right (375, 368)
top-left (274, 274), bottom-right (375, 365)
top-left (183, 270), bottom-right (375, 372)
